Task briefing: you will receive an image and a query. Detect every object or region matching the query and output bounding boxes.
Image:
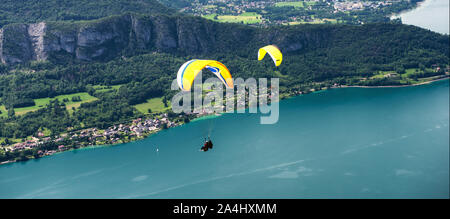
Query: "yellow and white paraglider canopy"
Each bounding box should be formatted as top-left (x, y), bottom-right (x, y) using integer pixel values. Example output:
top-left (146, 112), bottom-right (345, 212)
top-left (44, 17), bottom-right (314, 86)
top-left (258, 45), bottom-right (283, 67)
top-left (177, 59), bottom-right (234, 91)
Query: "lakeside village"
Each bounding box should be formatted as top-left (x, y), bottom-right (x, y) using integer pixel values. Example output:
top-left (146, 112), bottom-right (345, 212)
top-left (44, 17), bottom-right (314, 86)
top-left (182, 0), bottom-right (402, 25)
top-left (185, 0), bottom-right (397, 15)
top-left (0, 113), bottom-right (181, 164)
top-left (0, 88), bottom-right (278, 165)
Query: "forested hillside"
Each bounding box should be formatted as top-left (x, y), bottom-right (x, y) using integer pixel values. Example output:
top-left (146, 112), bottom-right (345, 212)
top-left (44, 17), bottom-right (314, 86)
top-left (0, 0), bottom-right (173, 28)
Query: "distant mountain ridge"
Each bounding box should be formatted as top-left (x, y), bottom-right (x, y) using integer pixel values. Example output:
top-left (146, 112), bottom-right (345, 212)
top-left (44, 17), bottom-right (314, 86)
top-left (0, 13), bottom-right (322, 65)
top-left (1, 12), bottom-right (448, 66)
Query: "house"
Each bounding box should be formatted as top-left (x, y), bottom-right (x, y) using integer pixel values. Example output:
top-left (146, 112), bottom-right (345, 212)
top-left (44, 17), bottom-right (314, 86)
top-left (385, 73), bottom-right (399, 78)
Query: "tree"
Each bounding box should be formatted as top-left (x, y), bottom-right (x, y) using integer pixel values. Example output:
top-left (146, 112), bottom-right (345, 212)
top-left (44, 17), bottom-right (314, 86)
top-left (71, 96), bottom-right (82, 102)
top-left (0, 64), bottom-right (7, 74)
top-left (8, 108), bottom-right (15, 118)
top-left (162, 97), bottom-right (168, 107)
top-left (419, 63), bottom-right (426, 71)
top-left (32, 150), bottom-right (40, 159)
top-left (86, 85), bottom-right (95, 96)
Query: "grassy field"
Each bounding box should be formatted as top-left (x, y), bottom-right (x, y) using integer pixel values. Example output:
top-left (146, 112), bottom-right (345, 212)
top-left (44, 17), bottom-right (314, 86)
top-left (369, 68), bottom-right (441, 84)
top-left (275, 1), bottom-right (316, 8)
top-left (322, 18), bottom-right (338, 23)
top-left (371, 70), bottom-right (397, 79)
top-left (2, 85), bottom-right (119, 117)
top-left (371, 68), bottom-right (434, 79)
top-left (202, 14), bottom-right (216, 20)
top-left (203, 12), bottom-right (262, 24)
top-left (0, 137), bottom-right (22, 145)
top-left (14, 92), bottom-right (98, 116)
top-left (402, 68), bottom-right (432, 78)
top-left (134, 97), bottom-right (171, 114)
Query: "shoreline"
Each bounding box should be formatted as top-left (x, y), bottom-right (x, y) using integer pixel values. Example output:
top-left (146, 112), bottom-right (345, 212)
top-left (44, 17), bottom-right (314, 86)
top-left (390, 0), bottom-right (449, 35)
top-left (336, 76), bottom-right (449, 89)
top-left (390, 0), bottom-right (427, 19)
top-left (1, 76), bottom-right (449, 166)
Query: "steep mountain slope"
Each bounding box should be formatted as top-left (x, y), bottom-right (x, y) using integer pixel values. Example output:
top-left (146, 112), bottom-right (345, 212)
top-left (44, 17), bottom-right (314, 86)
top-left (0, 13), bottom-right (448, 66)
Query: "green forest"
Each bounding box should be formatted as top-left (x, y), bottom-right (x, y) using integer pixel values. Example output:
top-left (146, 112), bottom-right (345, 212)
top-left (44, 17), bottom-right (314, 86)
top-left (0, 0), bottom-right (174, 28)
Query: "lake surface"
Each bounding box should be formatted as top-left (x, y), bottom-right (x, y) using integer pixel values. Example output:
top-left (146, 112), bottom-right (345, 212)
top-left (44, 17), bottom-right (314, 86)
top-left (393, 0), bottom-right (449, 34)
top-left (0, 80), bottom-right (448, 198)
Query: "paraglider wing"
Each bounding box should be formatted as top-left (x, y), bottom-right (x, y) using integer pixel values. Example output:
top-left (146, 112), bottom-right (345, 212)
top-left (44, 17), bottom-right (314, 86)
top-left (258, 45), bottom-right (283, 67)
top-left (177, 59), bottom-right (233, 91)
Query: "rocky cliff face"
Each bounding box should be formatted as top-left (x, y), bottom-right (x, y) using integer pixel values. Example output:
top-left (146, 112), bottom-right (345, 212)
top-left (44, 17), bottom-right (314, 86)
top-left (1, 24), bottom-right (33, 65)
top-left (28, 22), bottom-right (47, 61)
top-left (0, 13), bottom-right (323, 65)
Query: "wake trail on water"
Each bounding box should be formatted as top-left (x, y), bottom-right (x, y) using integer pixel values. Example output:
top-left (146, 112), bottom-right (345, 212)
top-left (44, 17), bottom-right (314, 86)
top-left (340, 123), bottom-right (448, 155)
top-left (122, 159), bottom-right (309, 198)
top-left (16, 163), bottom-right (131, 198)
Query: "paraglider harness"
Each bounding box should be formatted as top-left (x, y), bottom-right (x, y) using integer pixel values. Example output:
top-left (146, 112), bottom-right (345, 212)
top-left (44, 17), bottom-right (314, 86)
top-left (201, 137), bottom-right (213, 152)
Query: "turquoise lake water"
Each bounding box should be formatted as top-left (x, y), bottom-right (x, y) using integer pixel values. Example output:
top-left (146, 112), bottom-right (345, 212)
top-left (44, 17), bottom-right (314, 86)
top-left (393, 0), bottom-right (449, 34)
top-left (0, 80), bottom-right (448, 198)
